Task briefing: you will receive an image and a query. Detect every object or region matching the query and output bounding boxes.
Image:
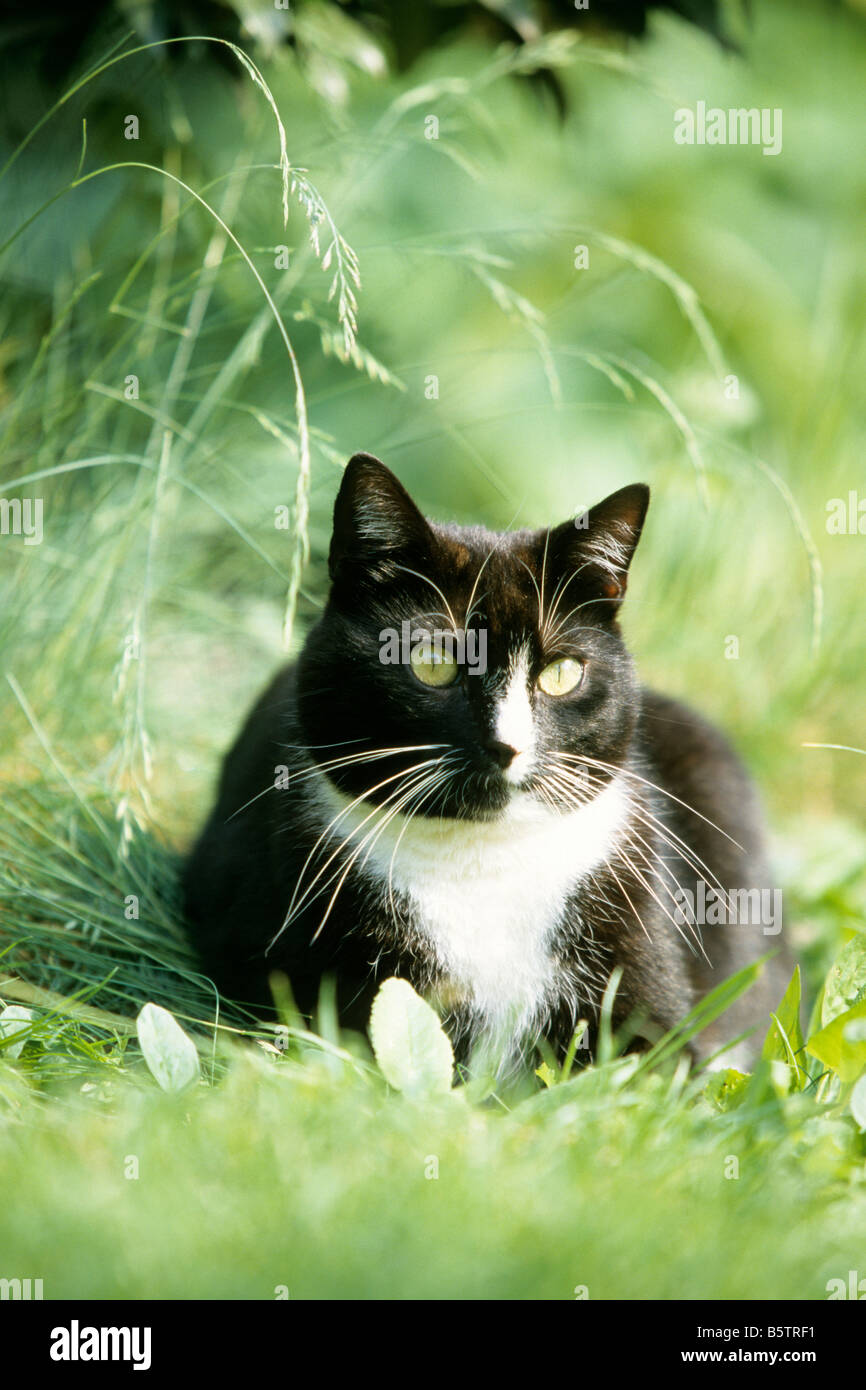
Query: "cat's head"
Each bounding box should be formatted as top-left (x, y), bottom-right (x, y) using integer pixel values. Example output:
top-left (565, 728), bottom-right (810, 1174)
top-left (297, 454), bottom-right (649, 820)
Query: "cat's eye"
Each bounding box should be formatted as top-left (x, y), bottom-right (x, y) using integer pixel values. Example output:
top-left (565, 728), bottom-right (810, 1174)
top-left (410, 646), bottom-right (459, 688)
top-left (537, 658), bottom-right (584, 698)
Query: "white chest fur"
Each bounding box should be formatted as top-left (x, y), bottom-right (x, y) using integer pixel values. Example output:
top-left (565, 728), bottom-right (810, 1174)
top-left (315, 775), bottom-right (629, 1048)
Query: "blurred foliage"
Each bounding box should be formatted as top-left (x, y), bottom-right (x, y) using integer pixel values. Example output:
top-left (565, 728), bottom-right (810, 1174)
top-left (0, 0), bottom-right (735, 90)
top-left (1, 0), bottom-right (863, 833)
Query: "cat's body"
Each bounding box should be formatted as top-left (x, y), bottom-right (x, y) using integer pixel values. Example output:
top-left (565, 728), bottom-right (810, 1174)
top-left (184, 455), bottom-right (787, 1071)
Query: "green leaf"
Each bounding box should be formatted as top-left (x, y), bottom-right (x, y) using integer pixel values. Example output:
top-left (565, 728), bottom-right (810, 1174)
top-left (369, 978), bottom-right (454, 1097)
top-left (136, 1003), bottom-right (201, 1093)
top-left (821, 933), bottom-right (866, 1026)
top-left (762, 965), bottom-right (807, 1088)
top-left (703, 1067), bottom-right (750, 1112)
top-left (850, 1075), bottom-right (866, 1131)
top-left (806, 998), bottom-right (866, 1083)
top-left (0, 1003), bottom-right (34, 1059)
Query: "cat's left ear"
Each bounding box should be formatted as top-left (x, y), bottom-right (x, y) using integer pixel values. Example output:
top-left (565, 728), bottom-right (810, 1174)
top-left (547, 483), bottom-right (650, 612)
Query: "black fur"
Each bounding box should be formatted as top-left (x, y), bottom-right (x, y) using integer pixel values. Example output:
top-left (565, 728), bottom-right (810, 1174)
top-left (183, 454), bottom-right (788, 1068)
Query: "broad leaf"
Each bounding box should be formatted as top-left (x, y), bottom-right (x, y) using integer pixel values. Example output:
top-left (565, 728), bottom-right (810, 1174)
top-left (851, 1074), bottom-right (866, 1131)
top-left (821, 933), bottom-right (866, 1027)
top-left (136, 1003), bottom-right (201, 1093)
top-left (0, 1004), bottom-right (34, 1059)
top-left (369, 978), bottom-right (454, 1097)
top-left (806, 998), bottom-right (866, 1083)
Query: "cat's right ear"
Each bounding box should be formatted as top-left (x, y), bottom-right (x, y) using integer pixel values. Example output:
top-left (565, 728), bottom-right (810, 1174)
top-left (546, 482), bottom-right (650, 617)
top-left (329, 454), bottom-right (434, 585)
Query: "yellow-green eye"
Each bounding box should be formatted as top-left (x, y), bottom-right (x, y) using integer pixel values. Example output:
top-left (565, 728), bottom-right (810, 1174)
top-left (537, 658), bottom-right (584, 697)
top-left (410, 645), bottom-right (459, 688)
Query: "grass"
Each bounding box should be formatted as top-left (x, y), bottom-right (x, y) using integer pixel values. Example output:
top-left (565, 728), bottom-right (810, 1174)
top-left (2, 1044), bottom-right (865, 1301)
top-left (1, 0), bottom-right (866, 1299)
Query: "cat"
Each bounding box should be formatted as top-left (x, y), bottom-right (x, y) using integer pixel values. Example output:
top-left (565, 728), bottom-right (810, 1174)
top-left (183, 453), bottom-right (789, 1074)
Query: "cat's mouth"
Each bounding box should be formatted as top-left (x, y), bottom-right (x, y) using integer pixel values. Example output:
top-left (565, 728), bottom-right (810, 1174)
top-left (495, 747), bottom-right (534, 787)
top-left (444, 762), bottom-right (559, 821)
top-left (316, 747), bottom-right (598, 825)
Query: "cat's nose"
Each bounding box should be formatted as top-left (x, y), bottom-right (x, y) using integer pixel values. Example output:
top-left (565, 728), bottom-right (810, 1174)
top-left (484, 739), bottom-right (518, 770)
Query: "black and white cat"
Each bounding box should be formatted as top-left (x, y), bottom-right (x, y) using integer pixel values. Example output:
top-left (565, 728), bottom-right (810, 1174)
top-left (183, 454), bottom-right (787, 1072)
